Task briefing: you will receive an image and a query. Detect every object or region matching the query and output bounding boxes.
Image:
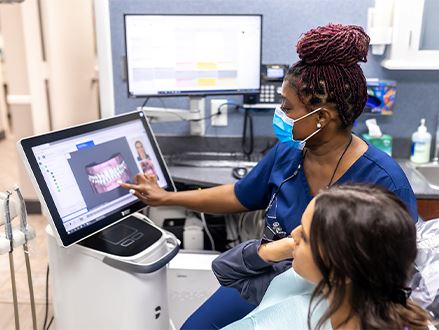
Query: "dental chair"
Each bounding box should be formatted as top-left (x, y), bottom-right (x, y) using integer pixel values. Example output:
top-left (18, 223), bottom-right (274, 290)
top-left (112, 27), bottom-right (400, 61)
top-left (411, 217), bottom-right (439, 326)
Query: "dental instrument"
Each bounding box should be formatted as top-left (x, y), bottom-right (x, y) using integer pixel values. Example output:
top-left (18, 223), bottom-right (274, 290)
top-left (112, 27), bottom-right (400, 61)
top-left (3, 191), bottom-right (20, 330)
top-left (15, 185), bottom-right (37, 330)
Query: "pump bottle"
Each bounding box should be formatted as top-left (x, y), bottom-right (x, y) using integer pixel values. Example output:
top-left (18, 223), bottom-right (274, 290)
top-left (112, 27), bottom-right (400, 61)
top-left (410, 118), bottom-right (432, 164)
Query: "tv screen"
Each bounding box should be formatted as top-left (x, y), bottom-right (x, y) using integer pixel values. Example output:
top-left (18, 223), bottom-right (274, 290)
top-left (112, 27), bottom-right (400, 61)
top-left (124, 14), bottom-right (262, 97)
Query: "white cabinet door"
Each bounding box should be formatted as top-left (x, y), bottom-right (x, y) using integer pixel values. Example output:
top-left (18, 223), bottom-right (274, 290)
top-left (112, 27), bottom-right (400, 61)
top-left (382, 0), bottom-right (439, 70)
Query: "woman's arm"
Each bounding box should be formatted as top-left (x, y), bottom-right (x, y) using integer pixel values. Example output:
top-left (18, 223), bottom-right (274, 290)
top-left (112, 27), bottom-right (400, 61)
top-left (120, 144), bottom-right (281, 214)
top-left (163, 184), bottom-right (248, 214)
top-left (212, 237), bottom-right (295, 305)
top-left (119, 174), bottom-right (247, 214)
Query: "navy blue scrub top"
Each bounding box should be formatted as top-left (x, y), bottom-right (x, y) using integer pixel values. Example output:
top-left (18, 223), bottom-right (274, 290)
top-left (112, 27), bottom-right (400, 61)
top-left (235, 141), bottom-right (418, 233)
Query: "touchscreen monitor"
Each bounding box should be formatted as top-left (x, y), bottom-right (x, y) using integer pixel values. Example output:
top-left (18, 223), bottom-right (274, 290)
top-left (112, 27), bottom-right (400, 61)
top-left (18, 111), bottom-right (175, 247)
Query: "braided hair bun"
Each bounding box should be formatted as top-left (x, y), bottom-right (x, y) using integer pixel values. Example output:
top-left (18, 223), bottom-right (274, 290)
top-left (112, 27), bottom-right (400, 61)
top-left (296, 24), bottom-right (370, 66)
top-left (288, 24), bottom-right (371, 127)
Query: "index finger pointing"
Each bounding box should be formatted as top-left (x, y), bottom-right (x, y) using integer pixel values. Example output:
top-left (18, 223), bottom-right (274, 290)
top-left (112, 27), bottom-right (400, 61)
top-left (117, 180), bottom-right (138, 190)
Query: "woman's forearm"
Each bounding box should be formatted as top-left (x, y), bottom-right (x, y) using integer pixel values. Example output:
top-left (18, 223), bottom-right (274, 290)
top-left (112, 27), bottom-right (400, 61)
top-left (163, 183), bottom-right (248, 214)
top-left (258, 237), bottom-right (296, 262)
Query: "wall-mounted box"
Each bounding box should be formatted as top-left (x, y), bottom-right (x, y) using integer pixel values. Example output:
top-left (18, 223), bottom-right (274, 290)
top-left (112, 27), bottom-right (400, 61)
top-left (365, 79), bottom-right (396, 115)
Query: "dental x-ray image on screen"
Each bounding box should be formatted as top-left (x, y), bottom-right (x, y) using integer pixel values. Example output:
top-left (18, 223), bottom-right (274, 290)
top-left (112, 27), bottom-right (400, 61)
top-left (68, 137), bottom-right (139, 210)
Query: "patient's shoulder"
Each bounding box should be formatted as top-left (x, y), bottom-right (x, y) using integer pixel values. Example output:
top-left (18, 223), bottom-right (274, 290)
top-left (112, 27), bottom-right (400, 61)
top-left (257, 269), bottom-right (315, 309)
top-left (225, 269), bottom-right (332, 330)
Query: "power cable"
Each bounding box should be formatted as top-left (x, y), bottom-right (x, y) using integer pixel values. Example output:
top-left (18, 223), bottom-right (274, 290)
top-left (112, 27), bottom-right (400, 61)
top-left (140, 97), bottom-right (150, 108)
top-left (241, 109), bottom-right (254, 160)
top-left (199, 212), bottom-right (215, 251)
top-left (43, 264), bottom-right (51, 330)
top-left (149, 99), bottom-right (241, 122)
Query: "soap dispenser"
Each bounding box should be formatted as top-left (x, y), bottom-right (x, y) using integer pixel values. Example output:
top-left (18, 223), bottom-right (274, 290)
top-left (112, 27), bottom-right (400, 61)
top-left (410, 118), bottom-right (432, 164)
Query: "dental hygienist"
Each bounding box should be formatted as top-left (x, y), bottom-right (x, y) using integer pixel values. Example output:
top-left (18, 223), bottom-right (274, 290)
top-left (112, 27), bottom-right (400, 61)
top-left (120, 23), bottom-right (418, 329)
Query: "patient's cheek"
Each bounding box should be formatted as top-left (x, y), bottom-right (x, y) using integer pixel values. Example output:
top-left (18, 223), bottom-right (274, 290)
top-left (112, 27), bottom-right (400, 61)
top-left (292, 253), bottom-right (321, 284)
top-left (292, 258), bottom-right (306, 279)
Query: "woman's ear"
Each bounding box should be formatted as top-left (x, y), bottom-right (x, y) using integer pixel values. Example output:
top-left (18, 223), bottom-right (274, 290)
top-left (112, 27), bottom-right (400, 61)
top-left (317, 105), bottom-right (337, 128)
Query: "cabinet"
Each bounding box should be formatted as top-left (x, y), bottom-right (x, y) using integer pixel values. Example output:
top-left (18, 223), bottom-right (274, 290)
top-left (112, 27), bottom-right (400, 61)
top-left (417, 199), bottom-right (439, 220)
top-left (381, 0), bottom-right (439, 70)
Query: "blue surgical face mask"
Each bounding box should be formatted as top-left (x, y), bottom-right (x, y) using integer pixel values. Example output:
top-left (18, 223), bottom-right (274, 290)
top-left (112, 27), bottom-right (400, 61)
top-left (272, 106), bottom-right (323, 150)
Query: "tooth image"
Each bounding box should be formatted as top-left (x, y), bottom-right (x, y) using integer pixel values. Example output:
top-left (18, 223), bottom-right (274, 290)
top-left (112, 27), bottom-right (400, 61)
top-left (86, 154), bottom-right (131, 194)
top-left (103, 171), bottom-right (110, 183)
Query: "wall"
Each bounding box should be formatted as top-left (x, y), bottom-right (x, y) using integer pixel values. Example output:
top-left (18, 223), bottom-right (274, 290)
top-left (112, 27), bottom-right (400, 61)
top-left (0, 3), bottom-right (39, 203)
top-left (1, 0), bottom-right (99, 135)
top-left (108, 0), bottom-right (439, 143)
top-left (42, 0), bottom-right (99, 130)
top-left (0, 5), bottom-right (29, 97)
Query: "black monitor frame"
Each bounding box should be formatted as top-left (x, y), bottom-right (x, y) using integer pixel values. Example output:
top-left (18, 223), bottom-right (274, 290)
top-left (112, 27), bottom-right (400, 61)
top-left (123, 13), bottom-right (263, 98)
top-left (18, 111), bottom-right (175, 247)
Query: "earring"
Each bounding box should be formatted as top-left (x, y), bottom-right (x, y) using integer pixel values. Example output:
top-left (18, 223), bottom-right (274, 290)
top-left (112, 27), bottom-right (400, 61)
top-left (317, 122), bottom-right (322, 129)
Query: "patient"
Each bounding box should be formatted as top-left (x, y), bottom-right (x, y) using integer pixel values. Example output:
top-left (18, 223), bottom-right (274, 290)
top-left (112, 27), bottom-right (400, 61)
top-left (214, 185), bottom-right (432, 329)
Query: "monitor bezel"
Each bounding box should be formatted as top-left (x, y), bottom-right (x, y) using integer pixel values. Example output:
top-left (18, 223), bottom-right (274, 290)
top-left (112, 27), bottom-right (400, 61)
top-left (123, 13), bottom-right (263, 98)
top-left (18, 111), bottom-right (175, 247)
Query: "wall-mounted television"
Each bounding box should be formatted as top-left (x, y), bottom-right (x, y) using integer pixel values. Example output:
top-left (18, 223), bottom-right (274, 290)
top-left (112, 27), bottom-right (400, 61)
top-left (124, 14), bottom-right (262, 97)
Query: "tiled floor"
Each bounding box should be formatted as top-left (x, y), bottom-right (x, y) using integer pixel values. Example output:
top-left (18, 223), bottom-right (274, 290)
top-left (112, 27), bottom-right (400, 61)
top-left (0, 134), bottom-right (55, 330)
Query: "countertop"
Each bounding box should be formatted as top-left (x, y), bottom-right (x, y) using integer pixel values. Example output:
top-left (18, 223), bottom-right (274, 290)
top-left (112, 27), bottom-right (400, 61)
top-left (169, 166), bottom-right (240, 187)
top-left (168, 160), bottom-right (439, 199)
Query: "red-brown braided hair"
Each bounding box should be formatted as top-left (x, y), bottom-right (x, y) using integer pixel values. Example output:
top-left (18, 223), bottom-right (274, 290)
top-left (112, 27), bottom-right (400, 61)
top-left (287, 23), bottom-right (370, 128)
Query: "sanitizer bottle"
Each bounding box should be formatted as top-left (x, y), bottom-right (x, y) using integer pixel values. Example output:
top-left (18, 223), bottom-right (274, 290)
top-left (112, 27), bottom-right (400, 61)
top-left (410, 119), bottom-right (432, 164)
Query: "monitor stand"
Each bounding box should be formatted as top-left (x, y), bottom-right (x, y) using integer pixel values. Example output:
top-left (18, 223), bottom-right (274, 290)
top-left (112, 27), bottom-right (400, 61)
top-left (139, 96), bottom-right (206, 136)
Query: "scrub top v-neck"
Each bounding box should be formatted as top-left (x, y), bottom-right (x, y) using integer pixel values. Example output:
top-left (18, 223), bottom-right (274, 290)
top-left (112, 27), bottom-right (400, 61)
top-left (234, 141), bottom-right (418, 233)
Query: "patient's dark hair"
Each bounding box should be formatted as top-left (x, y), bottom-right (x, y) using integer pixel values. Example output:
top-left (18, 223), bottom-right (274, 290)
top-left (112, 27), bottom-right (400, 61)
top-left (308, 184), bottom-right (430, 330)
top-left (286, 24), bottom-right (370, 128)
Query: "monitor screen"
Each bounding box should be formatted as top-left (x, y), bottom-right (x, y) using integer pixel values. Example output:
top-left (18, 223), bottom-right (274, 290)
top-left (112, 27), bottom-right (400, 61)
top-left (124, 14), bottom-right (262, 97)
top-left (18, 111), bottom-right (175, 247)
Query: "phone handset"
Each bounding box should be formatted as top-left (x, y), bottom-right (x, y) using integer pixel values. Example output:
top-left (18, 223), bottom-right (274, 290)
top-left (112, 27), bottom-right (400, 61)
top-left (259, 64), bottom-right (288, 104)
